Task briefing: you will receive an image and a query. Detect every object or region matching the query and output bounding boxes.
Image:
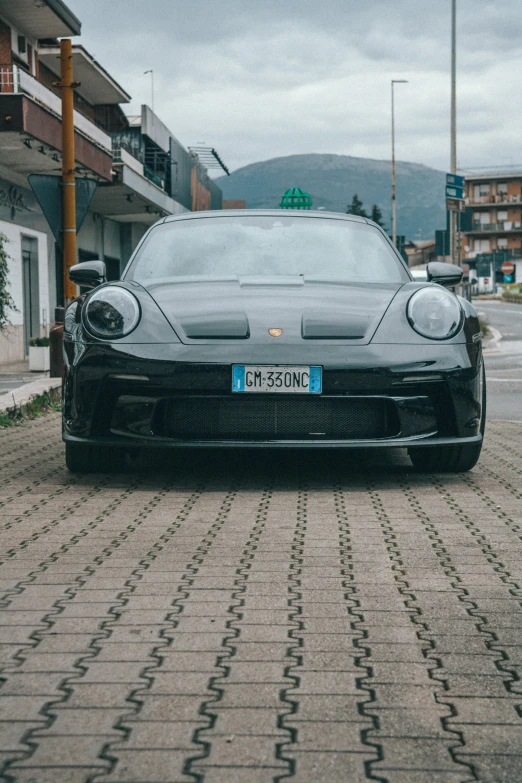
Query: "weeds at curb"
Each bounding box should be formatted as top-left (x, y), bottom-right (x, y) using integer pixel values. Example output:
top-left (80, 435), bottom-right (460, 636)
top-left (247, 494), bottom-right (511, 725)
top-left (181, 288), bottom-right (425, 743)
top-left (0, 411), bottom-right (13, 427)
top-left (478, 315), bottom-right (490, 338)
top-left (0, 392), bottom-right (61, 429)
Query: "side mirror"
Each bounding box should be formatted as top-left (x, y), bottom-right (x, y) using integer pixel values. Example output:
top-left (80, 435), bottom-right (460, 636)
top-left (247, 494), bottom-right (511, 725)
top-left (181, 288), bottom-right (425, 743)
top-left (69, 260), bottom-right (106, 290)
top-left (426, 261), bottom-right (463, 288)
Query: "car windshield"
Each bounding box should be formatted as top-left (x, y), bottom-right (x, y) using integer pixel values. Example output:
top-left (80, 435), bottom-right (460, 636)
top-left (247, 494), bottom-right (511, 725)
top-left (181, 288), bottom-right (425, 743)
top-left (126, 215), bottom-right (410, 285)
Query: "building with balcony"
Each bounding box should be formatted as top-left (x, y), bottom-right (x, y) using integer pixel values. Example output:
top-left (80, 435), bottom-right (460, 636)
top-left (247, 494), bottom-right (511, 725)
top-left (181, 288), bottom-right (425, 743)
top-left (0, 0), bottom-right (84, 362)
top-left (463, 172), bottom-right (522, 288)
top-left (0, 0), bottom-right (224, 364)
top-left (465, 173), bottom-right (522, 255)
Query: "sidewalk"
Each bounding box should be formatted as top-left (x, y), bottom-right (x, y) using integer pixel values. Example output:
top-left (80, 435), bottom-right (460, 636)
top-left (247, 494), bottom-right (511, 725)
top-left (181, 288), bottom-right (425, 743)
top-left (0, 360), bottom-right (49, 396)
top-left (0, 360), bottom-right (60, 419)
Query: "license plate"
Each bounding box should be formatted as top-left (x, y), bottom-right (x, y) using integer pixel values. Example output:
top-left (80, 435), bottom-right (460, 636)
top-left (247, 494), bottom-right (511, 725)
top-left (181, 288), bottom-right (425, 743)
top-left (232, 365), bottom-right (322, 393)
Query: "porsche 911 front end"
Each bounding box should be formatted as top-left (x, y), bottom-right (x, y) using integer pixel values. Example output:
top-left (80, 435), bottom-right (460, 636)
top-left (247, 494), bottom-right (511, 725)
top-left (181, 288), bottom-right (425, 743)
top-left (62, 211), bottom-right (484, 473)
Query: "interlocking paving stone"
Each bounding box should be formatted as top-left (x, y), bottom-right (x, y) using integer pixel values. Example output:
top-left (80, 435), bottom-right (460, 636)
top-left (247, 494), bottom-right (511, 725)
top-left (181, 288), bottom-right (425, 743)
top-left (1, 415), bottom-right (522, 781)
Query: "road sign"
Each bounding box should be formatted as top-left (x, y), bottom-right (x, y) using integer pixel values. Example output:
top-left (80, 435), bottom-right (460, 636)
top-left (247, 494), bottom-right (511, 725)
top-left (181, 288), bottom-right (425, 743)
top-left (28, 174), bottom-right (98, 249)
top-left (446, 173), bottom-right (465, 188)
top-left (446, 185), bottom-right (465, 200)
top-left (504, 274), bottom-right (513, 284)
top-left (446, 197), bottom-right (466, 212)
top-left (501, 261), bottom-right (515, 274)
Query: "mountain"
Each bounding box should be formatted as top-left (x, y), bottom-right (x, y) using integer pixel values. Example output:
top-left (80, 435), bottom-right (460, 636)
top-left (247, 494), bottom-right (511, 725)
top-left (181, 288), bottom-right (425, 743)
top-left (216, 153), bottom-right (446, 240)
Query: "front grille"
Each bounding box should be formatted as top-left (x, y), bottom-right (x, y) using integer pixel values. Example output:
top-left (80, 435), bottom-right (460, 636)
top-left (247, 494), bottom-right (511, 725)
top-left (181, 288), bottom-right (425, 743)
top-left (160, 396), bottom-right (399, 440)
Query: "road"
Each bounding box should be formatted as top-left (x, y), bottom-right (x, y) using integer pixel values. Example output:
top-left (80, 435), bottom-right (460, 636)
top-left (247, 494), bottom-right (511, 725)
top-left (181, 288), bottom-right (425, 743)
top-left (478, 299), bottom-right (522, 422)
top-left (1, 413), bottom-right (522, 782)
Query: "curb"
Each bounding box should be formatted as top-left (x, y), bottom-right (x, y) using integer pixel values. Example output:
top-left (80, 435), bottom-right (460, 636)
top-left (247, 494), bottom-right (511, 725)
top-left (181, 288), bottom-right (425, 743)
top-left (0, 378), bottom-right (62, 419)
top-left (483, 325), bottom-right (502, 355)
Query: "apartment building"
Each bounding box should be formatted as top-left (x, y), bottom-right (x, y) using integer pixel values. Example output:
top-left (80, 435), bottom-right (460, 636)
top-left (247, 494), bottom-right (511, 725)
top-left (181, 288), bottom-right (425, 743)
top-left (463, 172), bottom-right (522, 288)
top-left (0, 0), bottom-right (223, 364)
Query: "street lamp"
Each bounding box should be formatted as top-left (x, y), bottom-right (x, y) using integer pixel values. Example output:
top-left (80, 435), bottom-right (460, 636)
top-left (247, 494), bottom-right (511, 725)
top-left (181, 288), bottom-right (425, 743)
top-left (391, 79), bottom-right (408, 247)
top-left (450, 0), bottom-right (458, 264)
top-left (144, 69), bottom-right (154, 112)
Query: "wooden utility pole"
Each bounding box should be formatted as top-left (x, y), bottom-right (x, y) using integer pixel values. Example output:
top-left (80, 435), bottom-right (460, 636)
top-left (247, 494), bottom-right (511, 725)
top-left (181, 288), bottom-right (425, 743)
top-left (60, 39), bottom-right (77, 302)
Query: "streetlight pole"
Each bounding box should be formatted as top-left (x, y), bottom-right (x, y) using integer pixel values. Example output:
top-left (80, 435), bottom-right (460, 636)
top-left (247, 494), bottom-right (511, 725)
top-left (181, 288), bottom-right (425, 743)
top-left (144, 69), bottom-right (154, 111)
top-left (450, 0), bottom-right (458, 263)
top-left (391, 79), bottom-right (408, 247)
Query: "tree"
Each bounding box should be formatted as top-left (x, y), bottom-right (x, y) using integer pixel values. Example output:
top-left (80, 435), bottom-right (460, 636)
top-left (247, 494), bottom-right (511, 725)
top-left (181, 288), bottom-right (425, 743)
top-left (346, 194), bottom-right (367, 217)
top-left (0, 234), bottom-right (17, 332)
top-left (370, 204), bottom-right (385, 228)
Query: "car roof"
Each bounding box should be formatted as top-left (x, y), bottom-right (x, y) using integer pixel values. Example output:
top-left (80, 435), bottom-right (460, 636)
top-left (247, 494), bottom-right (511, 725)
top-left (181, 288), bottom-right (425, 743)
top-left (162, 209), bottom-right (371, 226)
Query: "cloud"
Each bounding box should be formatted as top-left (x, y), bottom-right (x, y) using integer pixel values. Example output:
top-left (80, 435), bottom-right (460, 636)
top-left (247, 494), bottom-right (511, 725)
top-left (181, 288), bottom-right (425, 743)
top-left (71, 0), bottom-right (522, 173)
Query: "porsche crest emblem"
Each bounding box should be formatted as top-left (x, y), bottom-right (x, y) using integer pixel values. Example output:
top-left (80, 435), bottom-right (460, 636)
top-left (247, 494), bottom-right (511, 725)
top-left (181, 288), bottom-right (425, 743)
top-left (268, 328), bottom-right (283, 338)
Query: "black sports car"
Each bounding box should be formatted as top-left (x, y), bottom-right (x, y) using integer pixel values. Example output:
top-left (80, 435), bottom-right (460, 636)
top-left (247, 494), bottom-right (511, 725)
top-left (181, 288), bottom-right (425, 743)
top-left (62, 210), bottom-right (485, 473)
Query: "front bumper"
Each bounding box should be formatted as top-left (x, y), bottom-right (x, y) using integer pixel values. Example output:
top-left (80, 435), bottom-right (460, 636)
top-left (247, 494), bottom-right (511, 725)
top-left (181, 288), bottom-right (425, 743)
top-left (63, 340), bottom-right (483, 450)
top-left (63, 432), bottom-right (483, 450)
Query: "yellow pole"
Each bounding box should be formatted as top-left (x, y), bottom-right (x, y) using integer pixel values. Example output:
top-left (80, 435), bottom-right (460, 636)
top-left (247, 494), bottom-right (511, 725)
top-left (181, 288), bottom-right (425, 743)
top-left (60, 39), bottom-right (77, 302)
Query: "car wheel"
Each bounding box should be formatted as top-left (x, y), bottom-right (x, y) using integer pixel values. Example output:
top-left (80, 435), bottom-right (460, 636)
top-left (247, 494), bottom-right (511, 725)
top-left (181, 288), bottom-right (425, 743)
top-left (408, 364), bottom-right (486, 474)
top-left (65, 443), bottom-right (126, 473)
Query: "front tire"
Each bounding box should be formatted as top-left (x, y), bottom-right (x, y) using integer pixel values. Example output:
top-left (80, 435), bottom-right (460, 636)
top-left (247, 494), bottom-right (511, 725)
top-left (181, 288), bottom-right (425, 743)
top-left (408, 364), bottom-right (486, 474)
top-left (65, 442), bottom-right (125, 473)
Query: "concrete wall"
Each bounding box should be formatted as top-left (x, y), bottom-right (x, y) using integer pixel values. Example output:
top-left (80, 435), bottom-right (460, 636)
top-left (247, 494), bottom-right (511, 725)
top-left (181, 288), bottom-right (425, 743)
top-left (0, 324), bottom-right (23, 364)
top-left (0, 219), bottom-right (49, 363)
top-left (77, 213), bottom-right (121, 257)
top-left (77, 214), bottom-right (147, 275)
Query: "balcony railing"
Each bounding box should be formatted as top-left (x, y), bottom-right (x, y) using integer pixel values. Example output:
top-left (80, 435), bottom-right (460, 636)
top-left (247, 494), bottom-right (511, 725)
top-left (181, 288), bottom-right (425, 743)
top-left (144, 165), bottom-right (164, 189)
top-left (470, 221), bottom-right (522, 232)
top-left (0, 63), bottom-right (111, 152)
top-left (466, 248), bottom-right (522, 264)
top-left (466, 194), bottom-right (521, 206)
top-left (497, 248), bottom-right (522, 260)
top-left (112, 145), bottom-right (145, 177)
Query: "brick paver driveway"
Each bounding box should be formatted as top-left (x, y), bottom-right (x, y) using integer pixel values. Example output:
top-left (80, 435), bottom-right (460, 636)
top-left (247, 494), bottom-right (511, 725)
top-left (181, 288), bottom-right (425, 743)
top-left (1, 414), bottom-right (522, 782)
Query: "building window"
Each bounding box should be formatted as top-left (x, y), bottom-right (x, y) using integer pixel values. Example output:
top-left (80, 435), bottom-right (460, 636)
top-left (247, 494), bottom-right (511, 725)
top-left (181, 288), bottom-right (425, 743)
top-left (477, 184), bottom-right (490, 198)
top-left (497, 210), bottom-right (508, 222)
top-left (496, 183), bottom-right (508, 197)
top-left (474, 239), bottom-right (491, 252)
top-left (497, 238), bottom-right (508, 249)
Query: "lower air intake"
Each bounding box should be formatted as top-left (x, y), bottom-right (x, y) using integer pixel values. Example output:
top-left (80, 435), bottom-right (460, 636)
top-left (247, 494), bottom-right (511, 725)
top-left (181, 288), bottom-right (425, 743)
top-left (162, 396), bottom-right (399, 440)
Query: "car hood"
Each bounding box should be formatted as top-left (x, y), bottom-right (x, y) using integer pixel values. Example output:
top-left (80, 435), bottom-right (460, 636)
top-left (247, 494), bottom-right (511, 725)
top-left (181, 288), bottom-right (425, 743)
top-left (145, 276), bottom-right (404, 345)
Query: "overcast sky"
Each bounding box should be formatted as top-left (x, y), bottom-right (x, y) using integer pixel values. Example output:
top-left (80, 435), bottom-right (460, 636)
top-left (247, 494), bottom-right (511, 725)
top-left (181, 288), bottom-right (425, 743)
top-left (70, 0), bottom-right (521, 175)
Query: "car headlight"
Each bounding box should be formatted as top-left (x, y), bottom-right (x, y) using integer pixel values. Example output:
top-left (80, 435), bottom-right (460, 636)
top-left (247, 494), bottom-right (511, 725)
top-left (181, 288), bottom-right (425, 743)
top-left (407, 287), bottom-right (462, 340)
top-left (84, 286), bottom-right (141, 339)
